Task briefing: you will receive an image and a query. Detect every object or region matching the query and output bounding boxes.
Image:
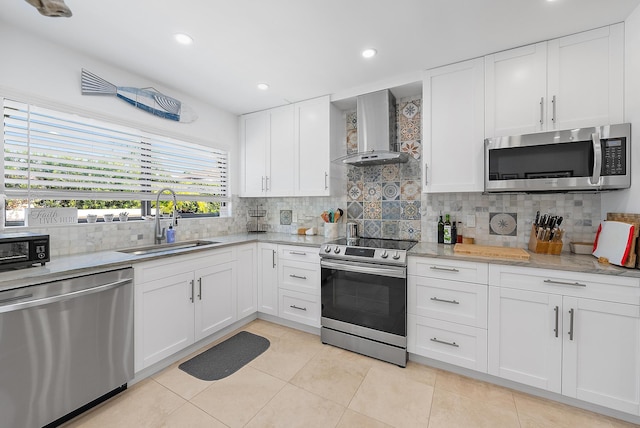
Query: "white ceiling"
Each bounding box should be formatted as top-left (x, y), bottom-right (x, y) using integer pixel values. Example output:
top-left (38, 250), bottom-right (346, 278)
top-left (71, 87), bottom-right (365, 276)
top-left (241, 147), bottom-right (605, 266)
top-left (2, 0), bottom-right (640, 115)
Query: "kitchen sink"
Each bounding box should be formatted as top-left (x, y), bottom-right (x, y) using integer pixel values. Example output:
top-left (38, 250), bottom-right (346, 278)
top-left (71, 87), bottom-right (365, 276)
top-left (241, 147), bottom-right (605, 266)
top-left (118, 240), bottom-right (219, 256)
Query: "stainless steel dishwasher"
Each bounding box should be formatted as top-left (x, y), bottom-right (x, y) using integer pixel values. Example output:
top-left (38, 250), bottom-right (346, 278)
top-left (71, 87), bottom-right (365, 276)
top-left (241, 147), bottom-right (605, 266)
top-left (0, 268), bottom-right (134, 428)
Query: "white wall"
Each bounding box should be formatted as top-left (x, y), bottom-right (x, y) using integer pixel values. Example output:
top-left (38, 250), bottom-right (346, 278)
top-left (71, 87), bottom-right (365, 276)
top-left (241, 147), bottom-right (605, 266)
top-left (602, 5), bottom-right (640, 217)
top-left (0, 21), bottom-right (240, 193)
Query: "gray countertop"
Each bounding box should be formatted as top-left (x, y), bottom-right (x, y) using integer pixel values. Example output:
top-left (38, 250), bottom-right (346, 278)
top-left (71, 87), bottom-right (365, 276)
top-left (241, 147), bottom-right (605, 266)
top-left (2, 233), bottom-right (638, 292)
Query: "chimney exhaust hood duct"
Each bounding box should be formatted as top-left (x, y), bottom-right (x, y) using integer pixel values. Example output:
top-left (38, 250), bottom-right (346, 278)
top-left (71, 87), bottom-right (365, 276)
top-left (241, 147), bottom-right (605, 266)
top-left (340, 89), bottom-right (409, 167)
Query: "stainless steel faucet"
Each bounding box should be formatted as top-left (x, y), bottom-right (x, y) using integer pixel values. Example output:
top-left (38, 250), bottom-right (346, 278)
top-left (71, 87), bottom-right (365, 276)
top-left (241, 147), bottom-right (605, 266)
top-left (154, 188), bottom-right (178, 244)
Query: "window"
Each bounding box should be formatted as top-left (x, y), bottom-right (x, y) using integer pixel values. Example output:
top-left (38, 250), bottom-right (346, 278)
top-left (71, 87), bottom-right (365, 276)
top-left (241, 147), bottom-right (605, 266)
top-left (2, 98), bottom-right (229, 226)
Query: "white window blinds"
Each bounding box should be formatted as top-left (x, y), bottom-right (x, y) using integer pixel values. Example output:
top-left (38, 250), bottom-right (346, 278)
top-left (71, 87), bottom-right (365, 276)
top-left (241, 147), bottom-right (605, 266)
top-left (2, 99), bottom-right (228, 202)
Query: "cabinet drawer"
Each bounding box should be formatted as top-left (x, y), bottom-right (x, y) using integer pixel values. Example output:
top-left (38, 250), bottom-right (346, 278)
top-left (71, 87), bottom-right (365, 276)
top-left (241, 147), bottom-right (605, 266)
top-left (408, 276), bottom-right (487, 328)
top-left (408, 314), bottom-right (487, 372)
top-left (278, 289), bottom-right (320, 327)
top-left (408, 256), bottom-right (488, 284)
top-left (279, 245), bottom-right (320, 263)
top-left (279, 260), bottom-right (320, 295)
top-left (489, 265), bottom-right (640, 304)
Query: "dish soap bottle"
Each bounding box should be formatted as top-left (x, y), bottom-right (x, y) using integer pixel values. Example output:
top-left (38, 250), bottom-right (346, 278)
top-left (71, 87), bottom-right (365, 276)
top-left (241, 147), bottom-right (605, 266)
top-left (166, 225), bottom-right (176, 243)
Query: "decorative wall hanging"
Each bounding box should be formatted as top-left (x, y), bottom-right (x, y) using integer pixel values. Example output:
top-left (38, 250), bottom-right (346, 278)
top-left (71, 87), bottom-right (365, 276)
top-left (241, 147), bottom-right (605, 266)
top-left (24, 0), bottom-right (72, 17)
top-left (81, 69), bottom-right (198, 123)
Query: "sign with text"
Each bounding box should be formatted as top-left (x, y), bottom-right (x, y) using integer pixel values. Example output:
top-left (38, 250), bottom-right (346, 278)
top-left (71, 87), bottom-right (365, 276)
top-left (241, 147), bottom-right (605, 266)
top-left (28, 208), bottom-right (78, 226)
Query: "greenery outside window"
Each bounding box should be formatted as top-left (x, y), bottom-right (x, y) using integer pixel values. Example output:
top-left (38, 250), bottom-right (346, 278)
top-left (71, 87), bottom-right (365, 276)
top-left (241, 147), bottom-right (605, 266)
top-left (2, 98), bottom-right (229, 227)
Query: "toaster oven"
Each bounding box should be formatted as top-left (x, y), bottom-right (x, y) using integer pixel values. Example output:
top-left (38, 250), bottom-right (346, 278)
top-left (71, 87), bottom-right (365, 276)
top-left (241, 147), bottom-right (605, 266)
top-left (0, 232), bottom-right (50, 270)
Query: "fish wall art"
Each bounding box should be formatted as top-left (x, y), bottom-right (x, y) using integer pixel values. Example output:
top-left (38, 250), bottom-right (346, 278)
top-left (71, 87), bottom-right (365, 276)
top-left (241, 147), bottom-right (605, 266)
top-left (81, 69), bottom-right (197, 123)
top-left (24, 0), bottom-right (72, 17)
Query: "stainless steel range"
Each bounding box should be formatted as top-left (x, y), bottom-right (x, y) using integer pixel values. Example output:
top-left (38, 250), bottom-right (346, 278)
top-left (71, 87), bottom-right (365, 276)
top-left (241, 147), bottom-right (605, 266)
top-left (319, 237), bottom-right (417, 367)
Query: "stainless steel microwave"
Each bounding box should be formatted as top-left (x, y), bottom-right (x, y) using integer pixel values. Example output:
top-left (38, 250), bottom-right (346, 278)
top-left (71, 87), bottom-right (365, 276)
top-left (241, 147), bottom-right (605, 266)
top-left (485, 123), bottom-right (631, 193)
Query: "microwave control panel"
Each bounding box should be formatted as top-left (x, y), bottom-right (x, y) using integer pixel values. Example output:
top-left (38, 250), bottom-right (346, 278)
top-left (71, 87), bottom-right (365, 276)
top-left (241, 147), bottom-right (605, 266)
top-left (602, 138), bottom-right (626, 175)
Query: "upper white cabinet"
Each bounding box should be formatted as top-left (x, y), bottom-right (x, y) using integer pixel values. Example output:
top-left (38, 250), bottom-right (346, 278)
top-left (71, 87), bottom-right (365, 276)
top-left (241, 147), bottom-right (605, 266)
top-left (485, 23), bottom-right (624, 138)
top-left (239, 105), bottom-right (295, 197)
top-left (422, 57), bottom-right (485, 193)
top-left (240, 96), bottom-right (344, 197)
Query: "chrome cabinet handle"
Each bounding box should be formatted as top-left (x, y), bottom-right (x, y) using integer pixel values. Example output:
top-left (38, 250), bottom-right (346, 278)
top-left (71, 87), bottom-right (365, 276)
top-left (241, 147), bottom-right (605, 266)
top-left (261, 176), bottom-right (265, 191)
top-left (424, 163), bottom-right (428, 186)
top-left (289, 274), bottom-right (307, 280)
top-left (430, 297), bottom-right (460, 305)
top-left (265, 176), bottom-right (270, 191)
top-left (554, 305), bottom-right (559, 338)
top-left (198, 277), bottom-right (202, 300)
top-left (590, 132), bottom-right (602, 185)
top-left (544, 279), bottom-right (586, 288)
top-left (289, 251), bottom-right (307, 256)
top-left (324, 172), bottom-right (328, 190)
top-left (568, 308), bottom-right (575, 341)
top-left (430, 337), bottom-right (459, 348)
top-left (290, 304), bottom-right (307, 311)
top-left (190, 279), bottom-right (195, 303)
top-left (272, 249), bottom-right (276, 268)
top-left (539, 97), bottom-right (544, 125)
top-left (430, 266), bottom-right (459, 273)
top-left (551, 95), bottom-right (557, 124)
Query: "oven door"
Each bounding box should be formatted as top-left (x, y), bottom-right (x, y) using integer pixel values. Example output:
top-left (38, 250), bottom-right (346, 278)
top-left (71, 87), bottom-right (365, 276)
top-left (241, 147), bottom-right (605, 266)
top-left (320, 259), bottom-right (406, 337)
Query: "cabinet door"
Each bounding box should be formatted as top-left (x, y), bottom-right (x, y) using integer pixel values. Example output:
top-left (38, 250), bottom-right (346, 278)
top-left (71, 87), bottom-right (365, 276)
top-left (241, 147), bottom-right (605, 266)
top-left (485, 42), bottom-right (547, 137)
top-left (240, 111), bottom-right (268, 196)
top-left (488, 286), bottom-right (562, 392)
top-left (423, 58), bottom-right (485, 193)
top-left (258, 243), bottom-right (279, 315)
top-left (236, 244), bottom-right (258, 319)
top-left (295, 96), bottom-right (330, 196)
top-left (547, 24), bottom-right (624, 130)
top-left (562, 297), bottom-right (640, 415)
top-left (139, 272), bottom-right (195, 369)
top-left (194, 261), bottom-right (237, 341)
top-left (267, 105), bottom-right (295, 196)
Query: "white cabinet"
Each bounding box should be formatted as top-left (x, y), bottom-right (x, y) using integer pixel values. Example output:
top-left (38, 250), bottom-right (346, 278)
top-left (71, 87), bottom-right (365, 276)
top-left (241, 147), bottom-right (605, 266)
top-left (277, 245), bottom-right (321, 327)
top-left (134, 247), bottom-right (238, 371)
top-left (485, 23), bottom-right (623, 138)
top-left (422, 57), bottom-right (485, 193)
top-left (236, 243), bottom-right (257, 319)
top-left (239, 105), bottom-right (295, 197)
top-left (240, 96), bottom-right (344, 197)
top-left (257, 243), bottom-right (279, 316)
top-left (407, 256), bottom-right (489, 371)
top-left (488, 264), bottom-right (640, 415)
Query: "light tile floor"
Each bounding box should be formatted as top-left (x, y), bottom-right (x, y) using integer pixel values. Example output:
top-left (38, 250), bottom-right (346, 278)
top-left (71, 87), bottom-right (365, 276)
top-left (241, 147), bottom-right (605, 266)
top-left (65, 320), bottom-right (639, 428)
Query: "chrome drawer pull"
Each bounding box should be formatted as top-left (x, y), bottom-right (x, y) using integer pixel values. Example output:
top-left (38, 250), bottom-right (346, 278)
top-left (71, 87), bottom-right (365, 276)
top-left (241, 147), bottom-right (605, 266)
top-left (430, 297), bottom-right (460, 305)
top-left (290, 304), bottom-right (307, 311)
top-left (289, 274), bottom-right (307, 280)
top-left (290, 251), bottom-right (307, 256)
top-left (430, 337), bottom-right (459, 347)
top-left (429, 266), bottom-right (459, 273)
top-left (554, 305), bottom-right (559, 338)
top-left (568, 308), bottom-right (575, 341)
top-left (544, 279), bottom-right (586, 287)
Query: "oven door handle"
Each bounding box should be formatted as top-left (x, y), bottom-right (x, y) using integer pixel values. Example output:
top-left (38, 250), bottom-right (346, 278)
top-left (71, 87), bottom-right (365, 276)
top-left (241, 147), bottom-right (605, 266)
top-left (321, 259), bottom-right (406, 278)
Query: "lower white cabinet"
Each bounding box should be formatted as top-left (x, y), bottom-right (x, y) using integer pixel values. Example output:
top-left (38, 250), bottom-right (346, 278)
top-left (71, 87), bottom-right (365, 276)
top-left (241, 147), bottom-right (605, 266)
top-left (135, 247), bottom-right (241, 371)
top-left (407, 256), bottom-right (489, 371)
top-left (488, 265), bottom-right (640, 415)
top-left (236, 243), bottom-right (258, 318)
top-left (277, 245), bottom-right (321, 327)
top-left (258, 243), bottom-right (279, 315)
top-left (278, 289), bottom-right (320, 326)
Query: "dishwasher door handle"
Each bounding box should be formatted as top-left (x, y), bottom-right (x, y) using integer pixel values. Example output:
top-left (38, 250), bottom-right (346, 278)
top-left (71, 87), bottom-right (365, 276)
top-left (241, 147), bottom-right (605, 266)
top-left (0, 278), bottom-right (132, 314)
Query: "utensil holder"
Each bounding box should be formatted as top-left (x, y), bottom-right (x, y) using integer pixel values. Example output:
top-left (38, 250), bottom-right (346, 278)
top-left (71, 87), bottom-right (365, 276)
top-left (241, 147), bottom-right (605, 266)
top-left (528, 225), bottom-right (563, 255)
top-left (324, 223), bottom-right (339, 239)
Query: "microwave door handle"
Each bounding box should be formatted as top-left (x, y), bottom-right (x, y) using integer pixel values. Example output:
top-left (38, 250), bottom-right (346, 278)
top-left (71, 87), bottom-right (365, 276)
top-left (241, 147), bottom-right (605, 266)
top-left (590, 132), bottom-right (602, 185)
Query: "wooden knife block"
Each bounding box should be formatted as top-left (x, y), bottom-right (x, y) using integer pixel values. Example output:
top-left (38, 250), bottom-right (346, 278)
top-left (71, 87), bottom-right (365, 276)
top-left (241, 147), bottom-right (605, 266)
top-left (528, 225), bottom-right (563, 255)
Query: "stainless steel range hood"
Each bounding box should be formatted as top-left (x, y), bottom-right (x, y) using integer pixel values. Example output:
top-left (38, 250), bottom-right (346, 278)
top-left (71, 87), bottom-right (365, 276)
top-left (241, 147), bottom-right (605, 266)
top-left (341, 89), bottom-right (409, 167)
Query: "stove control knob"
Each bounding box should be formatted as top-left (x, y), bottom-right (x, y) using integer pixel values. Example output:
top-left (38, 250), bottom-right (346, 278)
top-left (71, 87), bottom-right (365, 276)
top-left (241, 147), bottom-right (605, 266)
top-left (333, 247), bottom-right (341, 254)
top-left (324, 246), bottom-right (331, 253)
top-left (380, 250), bottom-right (388, 259)
top-left (392, 251), bottom-right (401, 260)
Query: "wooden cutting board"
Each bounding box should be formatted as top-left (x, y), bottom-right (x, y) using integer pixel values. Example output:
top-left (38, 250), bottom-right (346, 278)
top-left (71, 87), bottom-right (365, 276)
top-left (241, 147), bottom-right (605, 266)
top-left (593, 221), bottom-right (636, 266)
top-left (454, 243), bottom-right (530, 260)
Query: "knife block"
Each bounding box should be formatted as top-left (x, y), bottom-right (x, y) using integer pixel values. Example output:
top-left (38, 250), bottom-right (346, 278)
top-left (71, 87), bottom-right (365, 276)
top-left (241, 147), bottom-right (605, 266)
top-left (528, 225), bottom-right (563, 255)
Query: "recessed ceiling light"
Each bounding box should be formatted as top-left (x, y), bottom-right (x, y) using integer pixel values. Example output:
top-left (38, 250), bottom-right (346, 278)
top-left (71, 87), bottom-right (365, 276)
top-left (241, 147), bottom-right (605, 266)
top-left (257, 83), bottom-right (270, 90)
top-left (362, 48), bottom-right (377, 58)
top-left (174, 33), bottom-right (194, 45)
